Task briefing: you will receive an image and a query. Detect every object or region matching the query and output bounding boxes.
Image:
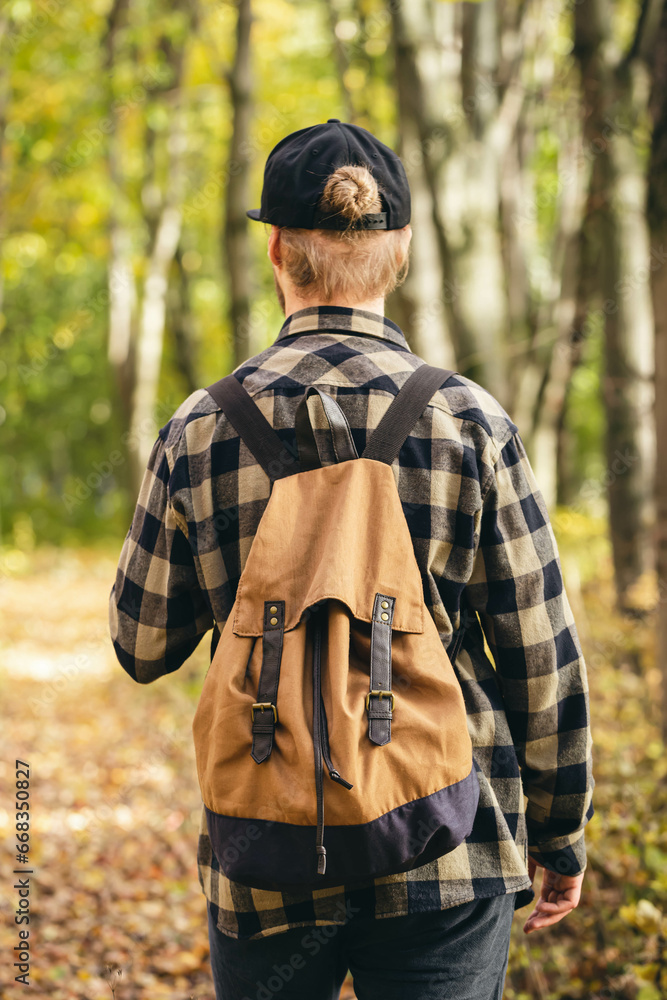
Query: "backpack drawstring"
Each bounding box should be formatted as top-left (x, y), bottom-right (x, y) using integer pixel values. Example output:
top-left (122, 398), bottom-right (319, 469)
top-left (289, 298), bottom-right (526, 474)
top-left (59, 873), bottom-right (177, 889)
top-left (311, 602), bottom-right (352, 877)
top-left (320, 697), bottom-right (353, 789)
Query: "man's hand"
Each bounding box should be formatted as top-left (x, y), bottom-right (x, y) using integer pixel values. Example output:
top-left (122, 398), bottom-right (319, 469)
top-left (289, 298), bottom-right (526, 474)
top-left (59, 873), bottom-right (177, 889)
top-left (523, 857), bottom-right (584, 934)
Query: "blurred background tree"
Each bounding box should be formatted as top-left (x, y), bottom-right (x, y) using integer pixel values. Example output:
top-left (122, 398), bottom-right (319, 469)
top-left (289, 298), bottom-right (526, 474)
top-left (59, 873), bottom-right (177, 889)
top-left (3, 2), bottom-right (667, 995)
top-left (1, 0), bottom-right (660, 599)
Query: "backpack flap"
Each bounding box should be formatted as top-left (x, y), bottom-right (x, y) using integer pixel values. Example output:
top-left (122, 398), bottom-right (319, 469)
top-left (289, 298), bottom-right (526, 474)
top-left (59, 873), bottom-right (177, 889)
top-left (230, 459), bottom-right (426, 636)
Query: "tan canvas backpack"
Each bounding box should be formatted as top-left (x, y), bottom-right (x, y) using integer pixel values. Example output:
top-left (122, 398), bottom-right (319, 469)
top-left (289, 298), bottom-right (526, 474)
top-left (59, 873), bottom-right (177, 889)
top-left (192, 364), bottom-right (480, 892)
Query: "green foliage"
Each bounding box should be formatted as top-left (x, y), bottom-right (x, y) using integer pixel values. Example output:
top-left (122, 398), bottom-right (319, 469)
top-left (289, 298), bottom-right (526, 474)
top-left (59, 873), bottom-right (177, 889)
top-left (1, 0), bottom-right (411, 541)
top-left (1, 0), bottom-right (621, 544)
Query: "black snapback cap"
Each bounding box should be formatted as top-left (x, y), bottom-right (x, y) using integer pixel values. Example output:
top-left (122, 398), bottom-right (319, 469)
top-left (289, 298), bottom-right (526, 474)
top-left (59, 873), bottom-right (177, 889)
top-left (246, 119), bottom-right (411, 231)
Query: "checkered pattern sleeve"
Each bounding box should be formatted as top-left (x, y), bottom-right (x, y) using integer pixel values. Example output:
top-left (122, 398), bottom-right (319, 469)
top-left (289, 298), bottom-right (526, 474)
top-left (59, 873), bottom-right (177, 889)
top-left (467, 430), bottom-right (594, 876)
top-left (109, 434), bottom-right (215, 684)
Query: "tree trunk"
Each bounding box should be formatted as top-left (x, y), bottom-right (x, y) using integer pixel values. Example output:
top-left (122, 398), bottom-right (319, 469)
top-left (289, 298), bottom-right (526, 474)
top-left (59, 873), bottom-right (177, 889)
top-left (223, 0), bottom-right (254, 368)
top-left (389, 0), bottom-right (456, 368)
top-left (326, 0), bottom-right (355, 122)
top-left (612, 62), bottom-right (656, 540)
top-left (105, 0), bottom-right (192, 491)
top-left (104, 0), bottom-right (137, 437)
top-left (529, 234), bottom-right (588, 508)
top-left (129, 194), bottom-right (185, 484)
top-left (168, 247), bottom-right (200, 397)
top-left (526, 129), bottom-right (592, 508)
top-left (107, 225), bottom-right (137, 427)
top-left (646, 0), bottom-right (667, 739)
top-left (574, 0), bottom-right (651, 610)
top-left (451, 0), bottom-right (509, 403)
top-left (390, 0), bottom-right (526, 403)
top-left (498, 114), bottom-right (534, 377)
top-left (127, 11), bottom-right (191, 487)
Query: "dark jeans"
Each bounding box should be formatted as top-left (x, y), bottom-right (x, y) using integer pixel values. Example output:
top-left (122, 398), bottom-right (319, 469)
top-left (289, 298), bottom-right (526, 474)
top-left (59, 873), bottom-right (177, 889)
top-left (207, 893), bottom-right (515, 1000)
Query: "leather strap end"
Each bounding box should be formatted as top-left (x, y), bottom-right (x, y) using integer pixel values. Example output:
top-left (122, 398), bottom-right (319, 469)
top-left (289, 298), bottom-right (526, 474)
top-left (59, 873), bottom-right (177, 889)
top-left (250, 600), bottom-right (285, 764)
top-left (367, 594), bottom-right (396, 747)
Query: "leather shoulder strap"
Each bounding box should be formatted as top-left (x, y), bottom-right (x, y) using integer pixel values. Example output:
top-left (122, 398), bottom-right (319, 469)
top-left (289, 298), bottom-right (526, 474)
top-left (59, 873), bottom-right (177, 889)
top-left (206, 374), bottom-right (300, 482)
top-left (295, 387), bottom-right (359, 471)
top-left (361, 365), bottom-right (457, 465)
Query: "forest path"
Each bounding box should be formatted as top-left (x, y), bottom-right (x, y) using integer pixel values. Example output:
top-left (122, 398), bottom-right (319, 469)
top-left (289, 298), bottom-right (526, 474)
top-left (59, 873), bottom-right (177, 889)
top-left (0, 544), bottom-right (662, 999)
top-left (0, 548), bottom-right (358, 999)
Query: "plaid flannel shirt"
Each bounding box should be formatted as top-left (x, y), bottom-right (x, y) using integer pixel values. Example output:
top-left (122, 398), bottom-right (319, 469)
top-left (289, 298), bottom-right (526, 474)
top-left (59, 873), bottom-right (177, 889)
top-left (109, 306), bottom-right (594, 940)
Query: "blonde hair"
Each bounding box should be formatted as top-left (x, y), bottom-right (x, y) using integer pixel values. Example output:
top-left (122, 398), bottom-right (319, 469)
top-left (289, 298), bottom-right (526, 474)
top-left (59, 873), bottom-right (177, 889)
top-left (278, 165), bottom-right (410, 303)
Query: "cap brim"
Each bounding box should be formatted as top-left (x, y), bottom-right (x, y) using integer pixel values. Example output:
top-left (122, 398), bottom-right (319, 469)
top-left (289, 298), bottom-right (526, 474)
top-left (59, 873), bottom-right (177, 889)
top-left (246, 209), bottom-right (263, 221)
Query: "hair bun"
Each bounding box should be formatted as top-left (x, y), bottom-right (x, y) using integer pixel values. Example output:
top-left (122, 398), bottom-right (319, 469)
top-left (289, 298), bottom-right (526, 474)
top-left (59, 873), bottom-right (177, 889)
top-left (320, 165), bottom-right (382, 223)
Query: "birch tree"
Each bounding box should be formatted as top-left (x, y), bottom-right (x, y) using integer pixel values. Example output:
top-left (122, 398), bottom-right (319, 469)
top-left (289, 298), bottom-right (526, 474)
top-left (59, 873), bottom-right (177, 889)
top-left (128, 3), bottom-right (193, 486)
top-left (105, 0), bottom-right (193, 491)
top-left (389, 0), bottom-right (457, 369)
top-left (327, 0), bottom-right (355, 123)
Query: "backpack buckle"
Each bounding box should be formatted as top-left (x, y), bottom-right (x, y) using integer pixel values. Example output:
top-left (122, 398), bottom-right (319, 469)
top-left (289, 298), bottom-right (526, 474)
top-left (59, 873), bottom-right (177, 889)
top-left (252, 702), bottom-right (278, 723)
top-left (365, 690), bottom-right (395, 712)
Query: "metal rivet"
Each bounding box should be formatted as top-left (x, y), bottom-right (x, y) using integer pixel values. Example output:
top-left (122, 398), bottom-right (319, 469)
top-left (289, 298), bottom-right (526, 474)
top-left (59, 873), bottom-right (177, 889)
top-left (269, 605), bottom-right (278, 614)
top-left (381, 612), bottom-right (389, 621)
top-left (381, 601), bottom-right (389, 609)
top-left (270, 617), bottom-right (278, 626)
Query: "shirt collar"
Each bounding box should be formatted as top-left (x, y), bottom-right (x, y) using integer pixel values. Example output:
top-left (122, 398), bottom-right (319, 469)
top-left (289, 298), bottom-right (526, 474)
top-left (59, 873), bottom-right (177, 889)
top-left (274, 306), bottom-right (410, 351)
